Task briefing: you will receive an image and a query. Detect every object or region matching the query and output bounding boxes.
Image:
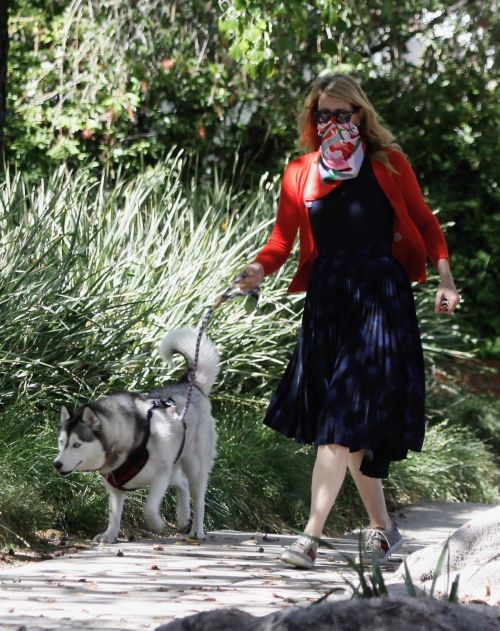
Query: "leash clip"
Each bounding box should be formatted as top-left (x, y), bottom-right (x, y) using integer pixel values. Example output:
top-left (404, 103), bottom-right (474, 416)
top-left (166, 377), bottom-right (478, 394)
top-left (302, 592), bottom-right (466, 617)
top-left (149, 397), bottom-right (176, 410)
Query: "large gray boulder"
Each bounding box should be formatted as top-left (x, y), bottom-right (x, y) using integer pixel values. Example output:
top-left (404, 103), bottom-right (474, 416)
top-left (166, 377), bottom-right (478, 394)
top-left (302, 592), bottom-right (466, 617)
top-left (389, 504), bottom-right (500, 605)
top-left (155, 597), bottom-right (500, 630)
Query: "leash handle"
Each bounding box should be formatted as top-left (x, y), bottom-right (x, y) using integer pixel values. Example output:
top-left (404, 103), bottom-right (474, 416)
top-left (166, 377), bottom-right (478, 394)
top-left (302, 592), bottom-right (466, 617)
top-left (217, 272), bottom-right (260, 303)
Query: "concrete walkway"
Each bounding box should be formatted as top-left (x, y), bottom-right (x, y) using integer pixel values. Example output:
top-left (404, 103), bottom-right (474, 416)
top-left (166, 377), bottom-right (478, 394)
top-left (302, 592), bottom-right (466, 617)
top-left (0, 503), bottom-right (495, 631)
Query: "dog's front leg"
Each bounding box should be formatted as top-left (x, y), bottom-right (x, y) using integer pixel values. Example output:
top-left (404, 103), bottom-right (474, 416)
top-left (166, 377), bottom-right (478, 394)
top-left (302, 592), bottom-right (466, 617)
top-left (93, 485), bottom-right (126, 544)
top-left (143, 476), bottom-right (171, 533)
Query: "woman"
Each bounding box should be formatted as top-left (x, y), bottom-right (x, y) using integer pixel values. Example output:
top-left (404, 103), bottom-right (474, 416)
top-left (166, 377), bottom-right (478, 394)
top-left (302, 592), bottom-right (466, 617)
top-left (239, 73), bottom-right (460, 570)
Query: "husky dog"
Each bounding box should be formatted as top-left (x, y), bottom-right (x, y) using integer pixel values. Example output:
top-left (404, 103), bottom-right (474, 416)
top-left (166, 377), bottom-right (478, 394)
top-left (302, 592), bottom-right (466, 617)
top-left (53, 328), bottom-right (219, 544)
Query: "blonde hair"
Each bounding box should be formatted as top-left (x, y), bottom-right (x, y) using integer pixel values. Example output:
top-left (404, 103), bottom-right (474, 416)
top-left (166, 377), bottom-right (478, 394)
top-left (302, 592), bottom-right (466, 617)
top-left (298, 73), bottom-right (401, 168)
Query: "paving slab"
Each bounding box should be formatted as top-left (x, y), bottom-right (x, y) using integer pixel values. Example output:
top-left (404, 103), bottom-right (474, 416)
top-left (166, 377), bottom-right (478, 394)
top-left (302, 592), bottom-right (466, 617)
top-left (0, 502), bottom-right (495, 631)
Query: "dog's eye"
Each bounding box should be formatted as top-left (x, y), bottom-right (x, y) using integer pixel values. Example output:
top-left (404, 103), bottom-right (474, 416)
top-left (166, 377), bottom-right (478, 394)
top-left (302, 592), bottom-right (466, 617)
top-left (72, 442), bottom-right (81, 449)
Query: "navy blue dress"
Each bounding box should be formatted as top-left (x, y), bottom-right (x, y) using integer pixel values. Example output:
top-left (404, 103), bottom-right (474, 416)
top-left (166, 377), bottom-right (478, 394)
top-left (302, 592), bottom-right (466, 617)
top-left (263, 158), bottom-right (426, 478)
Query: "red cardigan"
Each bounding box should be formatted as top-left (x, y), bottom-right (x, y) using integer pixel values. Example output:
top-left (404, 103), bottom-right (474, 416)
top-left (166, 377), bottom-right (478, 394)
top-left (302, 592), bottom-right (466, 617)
top-left (254, 149), bottom-right (449, 293)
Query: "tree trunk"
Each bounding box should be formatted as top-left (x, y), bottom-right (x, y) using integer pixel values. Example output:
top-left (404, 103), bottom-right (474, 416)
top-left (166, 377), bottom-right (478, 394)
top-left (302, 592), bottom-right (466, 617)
top-left (0, 0), bottom-right (9, 159)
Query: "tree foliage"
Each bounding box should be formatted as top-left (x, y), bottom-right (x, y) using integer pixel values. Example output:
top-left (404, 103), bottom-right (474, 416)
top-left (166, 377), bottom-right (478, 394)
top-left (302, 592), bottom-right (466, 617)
top-left (4, 0), bottom-right (499, 343)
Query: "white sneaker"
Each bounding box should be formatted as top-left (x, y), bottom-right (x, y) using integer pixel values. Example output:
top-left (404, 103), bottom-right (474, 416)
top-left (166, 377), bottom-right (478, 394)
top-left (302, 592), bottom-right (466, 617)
top-left (280, 535), bottom-right (318, 569)
top-left (358, 522), bottom-right (403, 563)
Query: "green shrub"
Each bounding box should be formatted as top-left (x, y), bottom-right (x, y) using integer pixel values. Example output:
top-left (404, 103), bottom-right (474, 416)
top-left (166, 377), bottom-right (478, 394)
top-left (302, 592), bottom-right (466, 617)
top-left (387, 420), bottom-right (499, 505)
top-left (428, 393), bottom-right (500, 465)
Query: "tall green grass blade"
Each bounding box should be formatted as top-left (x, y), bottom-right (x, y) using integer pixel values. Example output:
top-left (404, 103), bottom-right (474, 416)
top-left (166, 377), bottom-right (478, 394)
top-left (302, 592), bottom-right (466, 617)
top-left (370, 554), bottom-right (388, 597)
top-left (430, 538), bottom-right (450, 598)
top-left (448, 574), bottom-right (460, 603)
top-left (403, 561), bottom-right (418, 597)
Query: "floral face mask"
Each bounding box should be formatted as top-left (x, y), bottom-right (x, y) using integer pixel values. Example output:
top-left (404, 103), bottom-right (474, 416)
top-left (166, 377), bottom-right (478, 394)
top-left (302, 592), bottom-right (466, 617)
top-left (317, 119), bottom-right (364, 182)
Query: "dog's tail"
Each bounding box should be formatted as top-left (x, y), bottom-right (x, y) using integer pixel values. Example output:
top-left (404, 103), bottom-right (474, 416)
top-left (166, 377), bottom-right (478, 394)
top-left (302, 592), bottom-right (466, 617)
top-left (158, 327), bottom-right (220, 396)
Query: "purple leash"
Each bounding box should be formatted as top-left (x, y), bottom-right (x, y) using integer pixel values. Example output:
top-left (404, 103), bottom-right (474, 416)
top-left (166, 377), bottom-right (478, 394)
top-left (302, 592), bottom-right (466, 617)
top-left (176, 273), bottom-right (259, 429)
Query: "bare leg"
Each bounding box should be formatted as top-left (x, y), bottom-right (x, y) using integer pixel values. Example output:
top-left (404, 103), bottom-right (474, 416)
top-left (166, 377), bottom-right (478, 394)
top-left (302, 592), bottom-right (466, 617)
top-left (347, 450), bottom-right (392, 530)
top-left (304, 444), bottom-right (350, 538)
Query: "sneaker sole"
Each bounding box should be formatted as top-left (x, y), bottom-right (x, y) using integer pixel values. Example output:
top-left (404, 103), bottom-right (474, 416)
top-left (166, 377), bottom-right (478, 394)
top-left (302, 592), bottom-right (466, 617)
top-left (280, 550), bottom-right (315, 569)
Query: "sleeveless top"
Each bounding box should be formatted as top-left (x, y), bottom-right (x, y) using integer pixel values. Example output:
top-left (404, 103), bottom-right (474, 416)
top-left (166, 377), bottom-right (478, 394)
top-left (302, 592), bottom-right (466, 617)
top-left (308, 158), bottom-right (394, 256)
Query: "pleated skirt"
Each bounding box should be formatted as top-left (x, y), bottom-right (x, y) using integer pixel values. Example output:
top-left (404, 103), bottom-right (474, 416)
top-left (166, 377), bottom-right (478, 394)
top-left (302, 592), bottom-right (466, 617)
top-left (263, 249), bottom-right (426, 478)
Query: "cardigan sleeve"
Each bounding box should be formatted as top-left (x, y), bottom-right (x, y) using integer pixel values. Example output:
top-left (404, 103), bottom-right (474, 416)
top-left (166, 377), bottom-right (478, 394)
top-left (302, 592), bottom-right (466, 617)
top-left (253, 161), bottom-right (301, 276)
top-left (392, 151), bottom-right (449, 268)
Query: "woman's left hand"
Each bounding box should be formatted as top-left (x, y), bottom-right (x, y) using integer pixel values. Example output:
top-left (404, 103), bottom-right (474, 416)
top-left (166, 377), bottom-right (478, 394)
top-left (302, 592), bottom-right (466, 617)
top-left (435, 284), bottom-right (461, 315)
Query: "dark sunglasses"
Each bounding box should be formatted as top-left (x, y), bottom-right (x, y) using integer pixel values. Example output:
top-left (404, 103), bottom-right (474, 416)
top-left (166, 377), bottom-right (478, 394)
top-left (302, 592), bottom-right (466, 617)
top-left (313, 109), bottom-right (357, 125)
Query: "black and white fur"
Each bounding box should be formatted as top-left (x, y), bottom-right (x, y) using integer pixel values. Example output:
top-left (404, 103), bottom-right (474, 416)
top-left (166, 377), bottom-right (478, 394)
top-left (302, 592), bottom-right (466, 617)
top-left (53, 328), bottom-right (219, 544)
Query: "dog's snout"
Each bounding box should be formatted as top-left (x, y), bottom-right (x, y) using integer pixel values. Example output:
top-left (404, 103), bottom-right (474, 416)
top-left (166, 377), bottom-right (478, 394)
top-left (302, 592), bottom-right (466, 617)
top-left (53, 460), bottom-right (63, 471)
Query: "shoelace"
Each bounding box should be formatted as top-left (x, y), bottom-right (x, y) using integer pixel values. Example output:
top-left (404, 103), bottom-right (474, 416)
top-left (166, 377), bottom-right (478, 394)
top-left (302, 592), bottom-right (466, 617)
top-left (365, 528), bottom-right (390, 551)
top-left (293, 536), bottom-right (317, 551)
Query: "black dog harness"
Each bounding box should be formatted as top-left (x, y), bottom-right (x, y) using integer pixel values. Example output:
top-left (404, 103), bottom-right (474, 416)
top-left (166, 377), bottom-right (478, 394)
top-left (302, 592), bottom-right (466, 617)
top-left (103, 397), bottom-right (186, 490)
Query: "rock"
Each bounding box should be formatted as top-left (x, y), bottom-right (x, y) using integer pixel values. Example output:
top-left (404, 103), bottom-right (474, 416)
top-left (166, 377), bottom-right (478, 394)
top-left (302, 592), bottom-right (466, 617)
top-left (390, 505), bottom-right (500, 605)
top-left (156, 608), bottom-right (256, 631)
top-left (155, 597), bottom-right (500, 630)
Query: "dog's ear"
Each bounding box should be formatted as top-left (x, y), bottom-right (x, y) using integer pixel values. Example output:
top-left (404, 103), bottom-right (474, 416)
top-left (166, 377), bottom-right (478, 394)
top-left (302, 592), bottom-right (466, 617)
top-left (60, 406), bottom-right (70, 425)
top-left (82, 407), bottom-right (100, 431)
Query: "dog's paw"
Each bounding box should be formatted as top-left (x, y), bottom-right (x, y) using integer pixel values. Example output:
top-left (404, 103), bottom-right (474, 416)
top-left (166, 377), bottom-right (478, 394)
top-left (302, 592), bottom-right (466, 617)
top-left (144, 512), bottom-right (165, 533)
top-left (188, 527), bottom-right (205, 540)
top-left (93, 530), bottom-right (118, 544)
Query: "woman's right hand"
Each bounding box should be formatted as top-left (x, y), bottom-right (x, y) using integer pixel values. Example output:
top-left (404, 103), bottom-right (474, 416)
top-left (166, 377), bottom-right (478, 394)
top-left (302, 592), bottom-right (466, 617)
top-left (239, 262), bottom-right (264, 292)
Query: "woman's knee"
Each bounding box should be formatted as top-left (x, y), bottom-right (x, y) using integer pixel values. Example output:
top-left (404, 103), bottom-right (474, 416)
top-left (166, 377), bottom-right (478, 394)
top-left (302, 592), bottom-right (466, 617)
top-left (318, 444), bottom-right (350, 459)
